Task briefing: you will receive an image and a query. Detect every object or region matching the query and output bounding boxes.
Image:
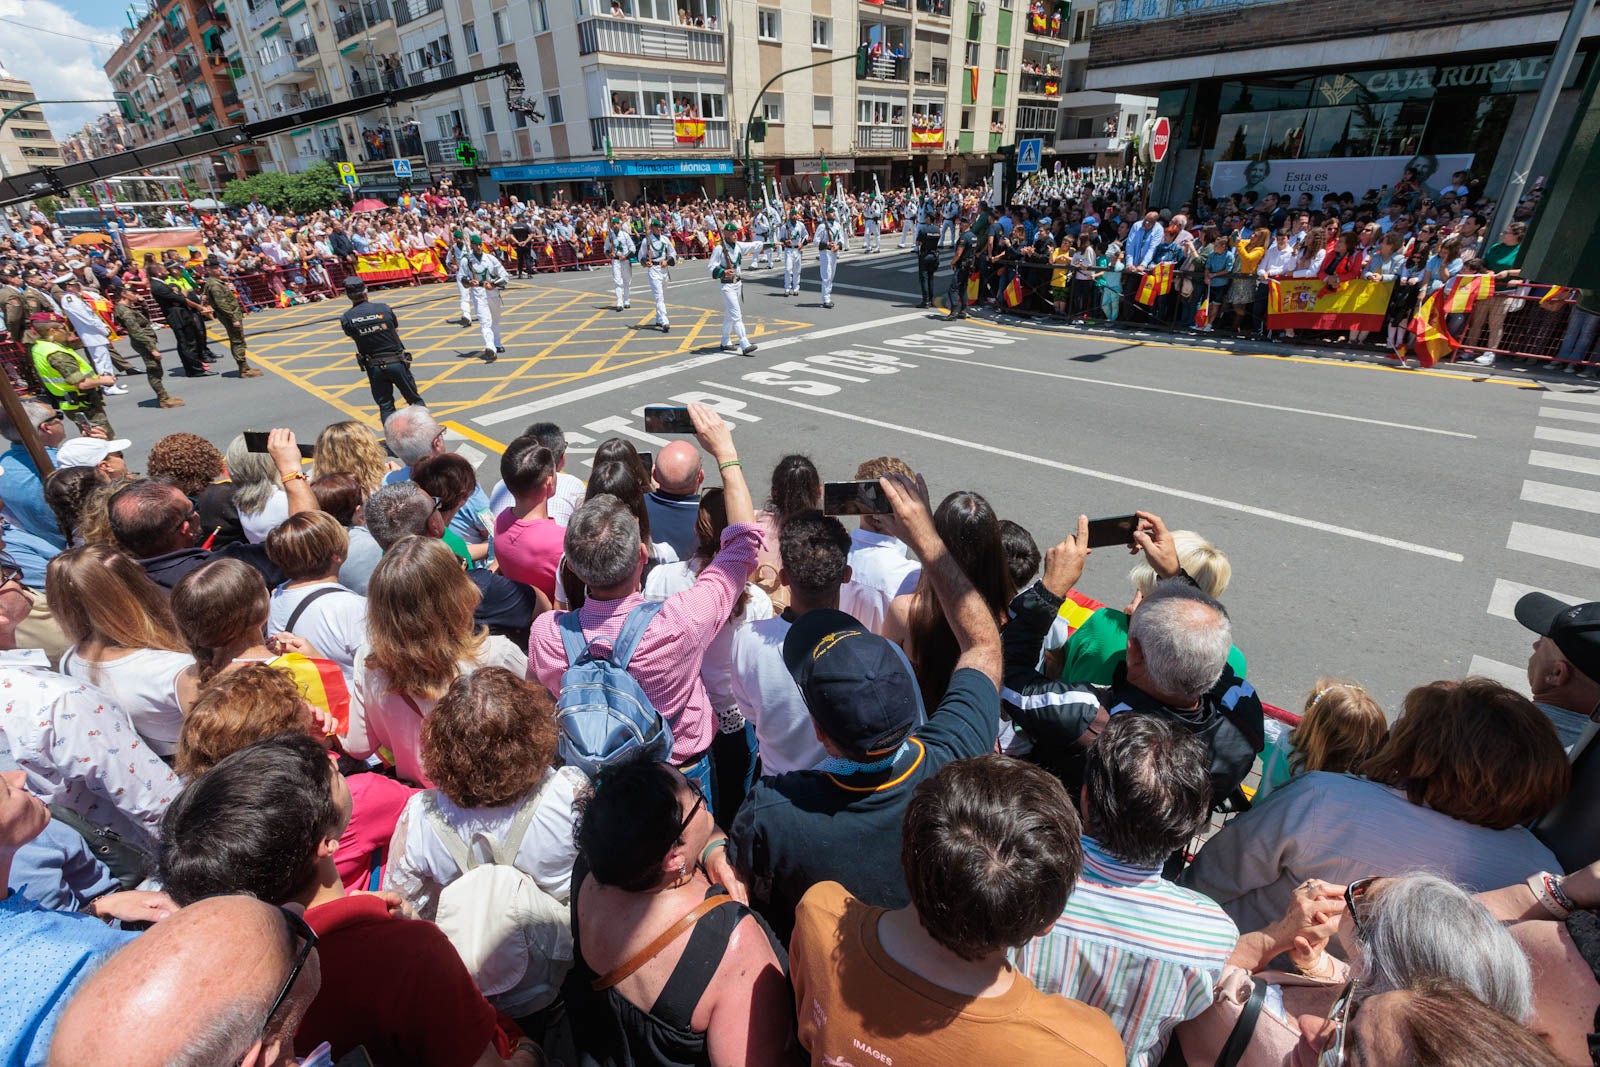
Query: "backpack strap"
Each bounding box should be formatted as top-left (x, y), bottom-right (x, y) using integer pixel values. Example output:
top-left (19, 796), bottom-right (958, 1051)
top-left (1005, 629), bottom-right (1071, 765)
top-left (283, 586), bottom-right (345, 635)
top-left (591, 894), bottom-right (735, 992)
top-left (610, 600), bottom-right (665, 671)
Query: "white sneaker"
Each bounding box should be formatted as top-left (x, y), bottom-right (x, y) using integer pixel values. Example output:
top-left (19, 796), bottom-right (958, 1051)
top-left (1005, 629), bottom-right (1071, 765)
top-left (1472, 352), bottom-right (1496, 366)
top-left (103, 384), bottom-right (129, 395)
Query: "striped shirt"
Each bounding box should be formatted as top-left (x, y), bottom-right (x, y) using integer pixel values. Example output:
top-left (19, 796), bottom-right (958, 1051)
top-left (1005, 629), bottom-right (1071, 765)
top-left (1013, 836), bottom-right (1238, 1066)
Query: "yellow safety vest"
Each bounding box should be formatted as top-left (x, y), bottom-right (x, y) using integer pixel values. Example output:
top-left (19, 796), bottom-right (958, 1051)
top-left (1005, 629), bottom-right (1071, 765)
top-left (31, 340), bottom-right (94, 411)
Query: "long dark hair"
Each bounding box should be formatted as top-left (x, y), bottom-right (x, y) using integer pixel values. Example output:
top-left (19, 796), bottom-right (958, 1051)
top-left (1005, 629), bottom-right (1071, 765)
top-left (906, 491), bottom-right (1015, 708)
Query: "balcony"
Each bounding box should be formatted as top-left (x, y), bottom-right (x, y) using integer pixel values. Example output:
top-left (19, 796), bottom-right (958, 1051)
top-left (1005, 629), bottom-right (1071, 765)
top-left (406, 61), bottom-right (456, 86)
top-left (576, 17), bottom-right (725, 63)
top-left (393, 0), bottom-right (442, 26)
top-left (856, 124), bottom-right (908, 151)
top-left (859, 52), bottom-right (908, 82)
top-left (334, 0), bottom-right (391, 41)
top-left (589, 115), bottom-right (730, 151)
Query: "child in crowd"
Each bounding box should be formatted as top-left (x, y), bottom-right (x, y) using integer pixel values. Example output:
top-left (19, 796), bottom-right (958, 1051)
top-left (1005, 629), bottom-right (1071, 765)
top-left (1255, 679), bottom-right (1388, 802)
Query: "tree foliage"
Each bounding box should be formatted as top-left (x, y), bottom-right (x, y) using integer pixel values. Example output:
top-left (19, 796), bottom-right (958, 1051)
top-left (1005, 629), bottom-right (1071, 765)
top-left (221, 162), bottom-right (347, 213)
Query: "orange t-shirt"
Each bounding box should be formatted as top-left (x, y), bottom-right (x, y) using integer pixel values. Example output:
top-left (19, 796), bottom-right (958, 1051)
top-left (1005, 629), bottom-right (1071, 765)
top-left (790, 881), bottom-right (1125, 1066)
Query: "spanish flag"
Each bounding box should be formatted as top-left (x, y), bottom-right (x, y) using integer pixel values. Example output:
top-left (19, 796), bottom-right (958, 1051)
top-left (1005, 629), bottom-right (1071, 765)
top-left (674, 117), bottom-right (707, 144)
top-left (1135, 261), bottom-right (1173, 306)
top-left (1002, 275), bottom-right (1026, 308)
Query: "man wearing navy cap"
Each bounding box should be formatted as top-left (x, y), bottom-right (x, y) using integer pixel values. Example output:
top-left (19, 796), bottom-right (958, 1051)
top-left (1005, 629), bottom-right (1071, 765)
top-left (728, 472), bottom-right (1003, 941)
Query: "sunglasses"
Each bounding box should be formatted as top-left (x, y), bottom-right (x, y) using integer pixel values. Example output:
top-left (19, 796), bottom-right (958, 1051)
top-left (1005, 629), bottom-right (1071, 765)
top-left (675, 776), bottom-right (706, 839)
top-left (261, 905), bottom-right (319, 1037)
top-left (1317, 982), bottom-right (1357, 1067)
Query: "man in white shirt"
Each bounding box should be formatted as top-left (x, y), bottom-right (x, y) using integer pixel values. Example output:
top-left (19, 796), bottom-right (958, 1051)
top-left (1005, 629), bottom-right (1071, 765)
top-left (0, 560), bottom-right (177, 850)
top-left (729, 511), bottom-right (923, 775)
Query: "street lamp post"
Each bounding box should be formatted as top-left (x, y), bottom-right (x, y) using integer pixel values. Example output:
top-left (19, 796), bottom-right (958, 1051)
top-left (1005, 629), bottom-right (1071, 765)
top-left (0, 98), bottom-right (118, 180)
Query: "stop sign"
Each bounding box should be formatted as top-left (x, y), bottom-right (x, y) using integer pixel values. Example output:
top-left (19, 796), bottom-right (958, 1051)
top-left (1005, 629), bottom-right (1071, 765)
top-left (1150, 116), bottom-right (1171, 164)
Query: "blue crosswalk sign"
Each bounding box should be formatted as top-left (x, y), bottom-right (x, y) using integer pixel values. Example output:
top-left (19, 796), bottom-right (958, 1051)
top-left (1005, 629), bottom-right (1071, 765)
top-left (392, 158), bottom-right (412, 179)
top-left (1016, 138), bottom-right (1042, 173)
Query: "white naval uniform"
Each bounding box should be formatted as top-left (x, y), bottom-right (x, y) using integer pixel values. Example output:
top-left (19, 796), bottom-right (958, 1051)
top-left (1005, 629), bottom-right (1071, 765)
top-left (708, 239), bottom-right (764, 351)
top-left (777, 220), bottom-right (809, 295)
top-left (457, 248), bottom-right (509, 350)
top-left (816, 220), bottom-right (846, 305)
top-left (638, 232), bottom-right (677, 328)
top-left (899, 197), bottom-right (919, 247)
top-left (605, 229), bottom-right (636, 309)
top-left (59, 292), bottom-right (115, 377)
top-left (449, 242), bottom-right (476, 321)
top-left (863, 200), bottom-right (883, 252)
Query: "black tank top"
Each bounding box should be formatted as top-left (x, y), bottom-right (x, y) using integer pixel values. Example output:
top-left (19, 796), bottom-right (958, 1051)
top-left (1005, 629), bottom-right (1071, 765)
top-left (563, 859), bottom-right (786, 1067)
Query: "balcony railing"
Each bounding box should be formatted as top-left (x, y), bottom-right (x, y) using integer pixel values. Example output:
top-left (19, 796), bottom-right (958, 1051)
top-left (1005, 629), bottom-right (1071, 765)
top-left (859, 52), bottom-right (908, 81)
top-left (393, 0), bottom-right (443, 26)
top-left (576, 16), bottom-right (725, 62)
top-left (589, 115), bottom-right (730, 151)
top-left (405, 61), bottom-right (456, 86)
top-left (334, 0), bottom-right (391, 41)
top-left (856, 124), bottom-right (908, 150)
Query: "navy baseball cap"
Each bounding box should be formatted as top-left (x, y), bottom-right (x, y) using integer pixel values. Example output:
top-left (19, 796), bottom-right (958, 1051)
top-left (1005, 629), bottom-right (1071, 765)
top-left (783, 608), bottom-right (918, 760)
top-left (1516, 593), bottom-right (1600, 682)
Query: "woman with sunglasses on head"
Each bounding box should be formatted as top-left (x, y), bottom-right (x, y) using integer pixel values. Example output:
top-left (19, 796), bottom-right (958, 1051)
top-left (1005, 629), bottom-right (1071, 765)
top-left (564, 756), bottom-right (795, 1067)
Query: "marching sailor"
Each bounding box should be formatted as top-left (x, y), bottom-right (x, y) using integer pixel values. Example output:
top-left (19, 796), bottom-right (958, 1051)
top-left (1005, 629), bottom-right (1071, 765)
top-left (604, 216), bottom-right (636, 311)
top-left (638, 217), bottom-right (677, 334)
top-left (815, 204), bottom-right (847, 309)
top-left (457, 234), bottom-right (510, 362)
top-left (777, 210), bottom-right (809, 297)
top-left (862, 194), bottom-right (884, 253)
top-left (707, 220), bottom-right (763, 356)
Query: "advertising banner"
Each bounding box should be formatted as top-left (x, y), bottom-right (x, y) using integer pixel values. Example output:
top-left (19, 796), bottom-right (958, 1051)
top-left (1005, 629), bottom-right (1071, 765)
top-left (1210, 153), bottom-right (1475, 200)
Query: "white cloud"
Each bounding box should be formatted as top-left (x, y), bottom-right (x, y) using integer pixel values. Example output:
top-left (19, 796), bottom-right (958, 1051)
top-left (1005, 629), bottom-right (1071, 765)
top-left (0, 0), bottom-right (121, 138)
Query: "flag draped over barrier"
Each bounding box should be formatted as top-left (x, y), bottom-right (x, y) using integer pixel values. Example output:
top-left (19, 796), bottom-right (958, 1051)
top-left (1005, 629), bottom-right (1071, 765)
top-left (1265, 278), bottom-right (1392, 332)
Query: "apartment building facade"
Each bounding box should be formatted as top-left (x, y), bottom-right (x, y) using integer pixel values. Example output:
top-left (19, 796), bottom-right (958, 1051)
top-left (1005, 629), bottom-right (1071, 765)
top-left (104, 0), bottom-right (253, 188)
top-left (0, 71), bottom-right (65, 179)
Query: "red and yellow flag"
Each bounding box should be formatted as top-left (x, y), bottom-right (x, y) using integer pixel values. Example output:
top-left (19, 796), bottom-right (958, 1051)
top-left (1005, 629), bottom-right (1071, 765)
top-left (1135, 262), bottom-right (1173, 306)
top-left (673, 117), bottom-right (707, 144)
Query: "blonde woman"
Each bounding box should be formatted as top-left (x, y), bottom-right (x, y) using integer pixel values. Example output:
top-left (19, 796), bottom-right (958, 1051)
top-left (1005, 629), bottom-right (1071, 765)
top-left (348, 536), bottom-right (527, 786)
top-left (312, 420), bottom-right (396, 497)
top-left (49, 545), bottom-right (196, 758)
top-left (223, 434), bottom-right (289, 544)
top-left (169, 558), bottom-right (321, 713)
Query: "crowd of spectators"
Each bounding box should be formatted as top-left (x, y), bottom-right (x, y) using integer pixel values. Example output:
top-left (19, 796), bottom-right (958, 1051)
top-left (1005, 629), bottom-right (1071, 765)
top-left (0, 384), bottom-right (1594, 1066)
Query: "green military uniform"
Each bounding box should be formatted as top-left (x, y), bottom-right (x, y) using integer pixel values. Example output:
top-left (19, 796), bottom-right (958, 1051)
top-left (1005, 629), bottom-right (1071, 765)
top-left (200, 274), bottom-right (255, 374)
top-left (112, 299), bottom-right (174, 403)
top-left (31, 338), bottom-right (112, 435)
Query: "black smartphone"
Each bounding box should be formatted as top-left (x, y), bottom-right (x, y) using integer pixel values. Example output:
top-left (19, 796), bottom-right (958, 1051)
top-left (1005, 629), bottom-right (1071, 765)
top-left (1085, 514), bottom-right (1139, 550)
top-left (823, 480), bottom-right (892, 516)
top-left (243, 431), bottom-right (316, 458)
top-left (643, 406), bottom-right (695, 434)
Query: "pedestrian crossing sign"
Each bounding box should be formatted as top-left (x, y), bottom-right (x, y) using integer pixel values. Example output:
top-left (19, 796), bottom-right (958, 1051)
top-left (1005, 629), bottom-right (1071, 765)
top-left (1017, 138), bottom-right (1043, 173)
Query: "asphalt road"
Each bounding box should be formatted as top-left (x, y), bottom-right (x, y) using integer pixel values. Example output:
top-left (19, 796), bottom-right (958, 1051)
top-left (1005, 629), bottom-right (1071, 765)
top-left (100, 245), bottom-right (1600, 716)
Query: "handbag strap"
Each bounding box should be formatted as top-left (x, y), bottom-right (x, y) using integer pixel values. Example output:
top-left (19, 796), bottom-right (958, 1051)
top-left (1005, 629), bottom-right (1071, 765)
top-left (591, 894), bottom-right (734, 992)
top-left (1214, 976), bottom-right (1268, 1067)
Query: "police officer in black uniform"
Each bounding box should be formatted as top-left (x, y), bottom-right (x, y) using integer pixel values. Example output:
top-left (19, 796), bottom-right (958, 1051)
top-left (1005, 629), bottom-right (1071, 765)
top-left (339, 276), bottom-right (424, 422)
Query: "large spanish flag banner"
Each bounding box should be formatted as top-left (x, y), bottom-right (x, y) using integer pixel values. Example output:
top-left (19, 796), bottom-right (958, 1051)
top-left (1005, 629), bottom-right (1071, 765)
top-left (674, 117), bottom-right (706, 144)
top-left (356, 251), bottom-right (414, 285)
top-left (1266, 278), bottom-right (1392, 332)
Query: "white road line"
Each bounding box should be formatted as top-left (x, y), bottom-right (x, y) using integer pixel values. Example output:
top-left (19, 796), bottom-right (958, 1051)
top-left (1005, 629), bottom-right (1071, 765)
top-left (1507, 521), bottom-right (1600, 569)
top-left (702, 380), bottom-right (1465, 562)
top-left (1539, 405), bottom-right (1600, 426)
top-left (1535, 425), bottom-right (1600, 449)
top-left (1528, 450), bottom-right (1600, 477)
top-left (1487, 578), bottom-right (1583, 621)
top-left (1522, 479), bottom-right (1600, 515)
top-left (903, 350), bottom-right (1476, 437)
top-left (1466, 654), bottom-right (1532, 697)
top-left (471, 310), bottom-right (933, 425)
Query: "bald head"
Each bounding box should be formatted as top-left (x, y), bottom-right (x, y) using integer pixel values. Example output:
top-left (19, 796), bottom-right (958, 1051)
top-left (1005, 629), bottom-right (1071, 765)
top-left (653, 440), bottom-right (704, 495)
top-left (50, 896), bottom-right (320, 1067)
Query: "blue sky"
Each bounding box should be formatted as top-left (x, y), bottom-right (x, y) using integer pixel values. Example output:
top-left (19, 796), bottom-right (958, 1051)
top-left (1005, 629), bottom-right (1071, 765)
top-left (1, 0), bottom-right (126, 136)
